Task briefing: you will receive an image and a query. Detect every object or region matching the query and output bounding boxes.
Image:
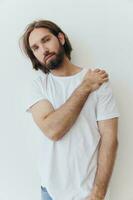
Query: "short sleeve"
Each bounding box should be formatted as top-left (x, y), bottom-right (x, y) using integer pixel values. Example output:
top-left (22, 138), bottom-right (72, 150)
top-left (25, 77), bottom-right (48, 113)
top-left (96, 81), bottom-right (120, 121)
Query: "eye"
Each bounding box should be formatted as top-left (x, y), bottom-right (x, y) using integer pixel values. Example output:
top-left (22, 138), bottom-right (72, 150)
top-left (46, 38), bottom-right (50, 41)
top-left (42, 38), bottom-right (50, 43)
top-left (33, 46), bottom-right (38, 51)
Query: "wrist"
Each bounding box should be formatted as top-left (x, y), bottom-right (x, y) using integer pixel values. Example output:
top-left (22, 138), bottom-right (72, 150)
top-left (89, 194), bottom-right (104, 200)
top-left (90, 185), bottom-right (106, 200)
top-left (79, 80), bottom-right (92, 93)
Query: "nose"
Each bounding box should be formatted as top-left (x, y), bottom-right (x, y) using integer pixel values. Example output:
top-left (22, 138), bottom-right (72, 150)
top-left (39, 44), bottom-right (48, 55)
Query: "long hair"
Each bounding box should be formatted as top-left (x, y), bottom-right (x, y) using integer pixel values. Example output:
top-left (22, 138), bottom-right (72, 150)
top-left (19, 20), bottom-right (73, 74)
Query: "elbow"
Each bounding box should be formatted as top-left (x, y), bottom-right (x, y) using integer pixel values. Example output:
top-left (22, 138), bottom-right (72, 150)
top-left (50, 133), bottom-right (61, 141)
top-left (46, 130), bottom-right (62, 141)
top-left (41, 124), bottom-right (61, 141)
top-left (112, 138), bottom-right (119, 152)
top-left (101, 136), bottom-right (119, 150)
top-left (42, 124), bottom-right (66, 141)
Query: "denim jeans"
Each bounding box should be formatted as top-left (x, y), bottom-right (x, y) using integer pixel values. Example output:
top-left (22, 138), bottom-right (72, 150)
top-left (41, 186), bottom-right (53, 200)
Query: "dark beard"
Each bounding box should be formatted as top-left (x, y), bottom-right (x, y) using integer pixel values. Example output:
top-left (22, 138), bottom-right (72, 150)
top-left (42, 42), bottom-right (65, 71)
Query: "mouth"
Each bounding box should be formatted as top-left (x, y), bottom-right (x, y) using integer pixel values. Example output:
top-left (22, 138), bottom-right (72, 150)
top-left (45, 53), bottom-right (55, 62)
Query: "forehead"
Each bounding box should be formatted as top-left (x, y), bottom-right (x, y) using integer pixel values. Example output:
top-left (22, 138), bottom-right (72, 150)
top-left (29, 28), bottom-right (53, 46)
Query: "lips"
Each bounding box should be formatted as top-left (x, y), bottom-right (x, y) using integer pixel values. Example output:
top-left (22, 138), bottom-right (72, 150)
top-left (45, 53), bottom-right (55, 62)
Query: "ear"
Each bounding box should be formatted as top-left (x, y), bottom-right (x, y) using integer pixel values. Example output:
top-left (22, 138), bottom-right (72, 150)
top-left (57, 32), bottom-right (65, 45)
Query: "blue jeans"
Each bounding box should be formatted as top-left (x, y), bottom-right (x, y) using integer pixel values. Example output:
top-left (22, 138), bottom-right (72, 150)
top-left (41, 186), bottom-right (53, 200)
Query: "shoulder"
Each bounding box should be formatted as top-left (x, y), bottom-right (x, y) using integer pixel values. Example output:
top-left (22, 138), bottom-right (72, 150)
top-left (96, 81), bottom-right (113, 95)
top-left (31, 73), bottom-right (48, 87)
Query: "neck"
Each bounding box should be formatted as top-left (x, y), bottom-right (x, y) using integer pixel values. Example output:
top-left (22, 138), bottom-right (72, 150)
top-left (50, 56), bottom-right (83, 76)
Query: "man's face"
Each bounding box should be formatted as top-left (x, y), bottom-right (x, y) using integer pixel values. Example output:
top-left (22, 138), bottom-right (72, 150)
top-left (29, 28), bottom-right (65, 70)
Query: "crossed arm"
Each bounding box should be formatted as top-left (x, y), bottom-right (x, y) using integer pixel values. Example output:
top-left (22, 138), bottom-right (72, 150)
top-left (87, 117), bottom-right (119, 200)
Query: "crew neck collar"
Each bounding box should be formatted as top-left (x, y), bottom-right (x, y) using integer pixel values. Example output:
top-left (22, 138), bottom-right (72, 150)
top-left (50, 68), bottom-right (86, 79)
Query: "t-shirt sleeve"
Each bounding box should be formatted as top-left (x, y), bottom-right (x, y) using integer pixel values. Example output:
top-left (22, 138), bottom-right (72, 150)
top-left (25, 77), bottom-right (48, 113)
top-left (96, 81), bottom-right (120, 121)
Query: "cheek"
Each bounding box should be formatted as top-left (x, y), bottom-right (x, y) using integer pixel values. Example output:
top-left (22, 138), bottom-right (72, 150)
top-left (34, 52), bottom-right (43, 61)
top-left (50, 40), bottom-right (60, 52)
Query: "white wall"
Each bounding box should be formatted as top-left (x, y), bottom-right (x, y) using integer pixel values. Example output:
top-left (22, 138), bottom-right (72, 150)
top-left (0, 0), bottom-right (132, 199)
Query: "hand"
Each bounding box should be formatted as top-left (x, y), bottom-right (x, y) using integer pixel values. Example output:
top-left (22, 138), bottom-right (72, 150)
top-left (82, 68), bottom-right (109, 92)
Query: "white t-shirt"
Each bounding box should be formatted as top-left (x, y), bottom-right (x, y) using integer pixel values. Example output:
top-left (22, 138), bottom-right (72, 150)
top-left (25, 67), bottom-right (120, 200)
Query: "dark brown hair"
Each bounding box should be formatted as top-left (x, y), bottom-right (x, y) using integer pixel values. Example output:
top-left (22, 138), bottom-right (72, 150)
top-left (19, 20), bottom-right (73, 74)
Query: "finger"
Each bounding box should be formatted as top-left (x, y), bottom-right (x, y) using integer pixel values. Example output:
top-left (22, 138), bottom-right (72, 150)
top-left (94, 68), bottom-right (101, 72)
top-left (99, 77), bottom-right (109, 84)
top-left (102, 77), bottom-right (109, 82)
top-left (98, 70), bottom-right (106, 74)
top-left (101, 73), bottom-right (108, 78)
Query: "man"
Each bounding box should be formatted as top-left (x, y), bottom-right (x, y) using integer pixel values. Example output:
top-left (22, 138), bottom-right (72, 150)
top-left (19, 20), bottom-right (120, 200)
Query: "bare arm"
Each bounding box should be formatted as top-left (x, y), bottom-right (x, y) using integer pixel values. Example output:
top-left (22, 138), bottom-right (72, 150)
top-left (88, 118), bottom-right (119, 200)
top-left (30, 69), bottom-right (108, 141)
top-left (31, 81), bottom-right (92, 141)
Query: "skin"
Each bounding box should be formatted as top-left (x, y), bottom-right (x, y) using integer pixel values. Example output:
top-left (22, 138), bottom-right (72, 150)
top-left (87, 118), bottom-right (118, 200)
top-left (29, 27), bottom-right (81, 75)
top-left (29, 28), bottom-right (119, 200)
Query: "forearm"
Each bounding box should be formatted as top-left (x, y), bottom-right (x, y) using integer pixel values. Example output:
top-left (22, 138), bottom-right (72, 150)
top-left (90, 137), bottom-right (118, 199)
top-left (43, 81), bottom-right (91, 141)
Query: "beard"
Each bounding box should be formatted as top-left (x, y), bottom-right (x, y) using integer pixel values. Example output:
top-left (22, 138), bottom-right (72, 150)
top-left (41, 41), bottom-right (65, 72)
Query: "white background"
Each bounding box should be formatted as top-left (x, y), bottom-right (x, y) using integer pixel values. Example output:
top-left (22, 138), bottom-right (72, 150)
top-left (0, 0), bottom-right (132, 200)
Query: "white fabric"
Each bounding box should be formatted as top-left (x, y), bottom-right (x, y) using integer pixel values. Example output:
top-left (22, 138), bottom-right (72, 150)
top-left (25, 68), bottom-right (120, 200)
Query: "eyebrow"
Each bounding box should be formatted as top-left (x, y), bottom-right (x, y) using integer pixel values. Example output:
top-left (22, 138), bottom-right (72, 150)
top-left (30, 34), bottom-right (51, 49)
